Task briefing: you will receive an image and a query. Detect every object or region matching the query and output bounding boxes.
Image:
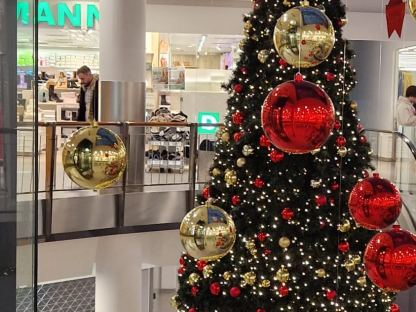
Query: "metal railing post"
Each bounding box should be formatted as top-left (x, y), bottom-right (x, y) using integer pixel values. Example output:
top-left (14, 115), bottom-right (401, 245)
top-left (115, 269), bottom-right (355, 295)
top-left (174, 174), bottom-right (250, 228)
top-left (187, 123), bottom-right (198, 212)
top-left (117, 122), bottom-right (130, 227)
top-left (44, 123), bottom-right (56, 237)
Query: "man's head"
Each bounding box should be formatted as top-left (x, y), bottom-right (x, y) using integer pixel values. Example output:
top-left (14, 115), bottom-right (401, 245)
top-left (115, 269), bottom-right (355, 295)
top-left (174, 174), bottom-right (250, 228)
top-left (406, 86), bottom-right (416, 104)
top-left (77, 65), bottom-right (93, 86)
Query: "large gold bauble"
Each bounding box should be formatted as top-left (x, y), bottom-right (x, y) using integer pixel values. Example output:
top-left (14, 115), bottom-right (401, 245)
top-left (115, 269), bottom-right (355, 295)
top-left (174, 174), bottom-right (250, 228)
top-left (273, 6), bottom-right (335, 68)
top-left (179, 204), bottom-right (236, 261)
top-left (62, 125), bottom-right (127, 189)
top-left (236, 157), bottom-right (246, 168)
top-left (279, 237), bottom-right (291, 248)
top-left (410, 0), bottom-right (416, 21)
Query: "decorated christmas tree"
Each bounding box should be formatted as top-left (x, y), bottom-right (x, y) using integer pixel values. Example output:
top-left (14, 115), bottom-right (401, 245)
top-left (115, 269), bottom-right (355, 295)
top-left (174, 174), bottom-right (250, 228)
top-left (173, 1), bottom-right (406, 311)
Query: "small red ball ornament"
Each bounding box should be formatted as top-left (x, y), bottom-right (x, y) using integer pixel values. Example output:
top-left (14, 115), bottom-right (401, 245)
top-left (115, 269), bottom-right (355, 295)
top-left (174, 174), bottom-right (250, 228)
top-left (232, 112), bottom-right (244, 125)
top-left (257, 232), bottom-right (268, 242)
top-left (359, 135), bottom-right (367, 144)
top-left (326, 290), bottom-right (337, 301)
top-left (357, 123), bottom-right (364, 132)
top-left (390, 304), bottom-right (400, 312)
top-left (315, 194), bottom-right (327, 207)
top-left (261, 80), bottom-right (335, 154)
top-left (364, 225), bottom-right (416, 292)
top-left (320, 221), bottom-right (326, 229)
top-left (202, 187), bottom-right (210, 200)
top-left (179, 257), bottom-right (185, 266)
top-left (338, 241), bottom-right (350, 253)
top-left (191, 286), bottom-right (199, 296)
top-left (279, 58), bottom-right (288, 67)
top-left (279, 285), bottom-right (289, 297)
top-left (210, 282), bottom-right (221, 296)
top-left (294, 72), bottom-right (304, 83)
top-left (334, 121), bottom-right (341, 130)
top-left (281, 208), bottom-right (295, 220)
top-left (325, 72), bottom-right (336, 81)
top-left (234, 84), bottom-right (243, 93)
top-left (259, 135), bottom-right (271, 148)
top-left (233, 131), bottom-right (244, 142)
top-left (196, 260), bottom-right (207, 271)
top-left (257, 309), bottom-right (266, 312)
top-left (254, 178), bottom-right (265, 189)
top-left (270, 150), bottom-right (284, 163)
top-left (231, 195), bottom-right (241, 206)
top-left (349, 173), bottom-right (401, 230)
top-left (330, 182), bottom-right (340, 191)
top-left (178, 266), bottom-right (185, 274)
top-left (230, 286), bottom-right (241, 298)
top-left (189, 308), bottom-right (197, 312)
top-left (240, 67), bottom-right (248, 75)
top-left (264, 249), bottom-right (272, 256)
top-left (363, 170), bottom-right (369, 178)
top-left (336, 136), bottom-right (347, 147)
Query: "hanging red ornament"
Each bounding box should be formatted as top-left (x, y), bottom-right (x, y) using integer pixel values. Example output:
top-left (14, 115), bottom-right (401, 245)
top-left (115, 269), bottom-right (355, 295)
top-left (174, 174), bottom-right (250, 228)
top-left (233, 131), bottom-right (244, 143)
top-left (179, 257), bottom-right (185, 266)
top-left (259, 135), bottom-right (271, 148)
top-left (338, 241), bottom-right (350, 253)
top-left (315, 194), bottom-right (327, 207)
top-left (234, 84), bottom-right (243, 93)
top-left (178, 266), bottom-right (185, 274)
top-left (191, 286), bottom-right (200, 296)
top-left (320, 221), bottom-right (326, 229)
top-left (240, 67), bottom-right (248, 75)
top-left (334, 121), bottom-right (341, 130)
top-left (281, 208), bottom-right (295, 221)
top-left (256, 309), bottom-right (266, 312)
top-left (364, 225), bottom-right (416, 292)
top-left (279, 58), bottom-right (288, 68)
top-left (210, 282), bottom-right (221, 296)
top-left (202, 187), bottom-right (210, 200)
top-left (270, 150), bottom-right (284, 163)
top-left (257, 232), bottom-right (268, 242)
top-left (278, 285), bottom-right (289, 297)
top-left (330, 182), bottom-right (340, 191)
top-left (349, 173), bottom-right (401, 230)
top-left (230, 286), bottom-right (241, 298)
top-left (357, 123), bottom-right (364, 132)
top-left (231, 195), bottom-right (241, 206)
top-left (326, 290), bottom-right (337, 301)
top-left (189, 308), bottom-right (197, 312)
top-left (196, 260), bottom-right (207, 271)
top-left (359, 135), bottom-right (367, 144)
top-left (363, 170), bottom-right (369, 178)
top-left (254, 178), bottom-right (265, 189)
top-left (329, 197), bottom-right (335, 205)
top-left (390, 303), bottom-right (400, 312)
top-left (232, 112), bottom-right (244, 125)
top-left (325, 72), bottom-right (336, 81)
top-left (261, 80), bottom-right (335, 154)
top-left (264, 249), bottom-right (272, 256)
top-left (336, 136), bottom-right (347, 147)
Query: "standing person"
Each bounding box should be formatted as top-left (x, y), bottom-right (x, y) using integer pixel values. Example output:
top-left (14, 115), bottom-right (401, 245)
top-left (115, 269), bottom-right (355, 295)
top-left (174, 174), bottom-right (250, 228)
top-left (76, 65), bottom-right (99, 121)
top-left (397, 85), bottom-right (416, 126)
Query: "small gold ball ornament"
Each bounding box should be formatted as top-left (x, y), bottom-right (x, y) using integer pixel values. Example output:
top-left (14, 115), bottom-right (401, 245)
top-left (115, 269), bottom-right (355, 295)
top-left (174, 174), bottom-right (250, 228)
top-left (224, 169), bottom-right (238, 185)
top-left (203, 265), bottom-right (213, 278)
top-left (221, 132), bottom-right (230, 142)
top-left (257, 49), bottom-right (271, 63)
top-left (62, 125), bottom-right (127, 189)
top-left (242, 145), bottom-right (255, 156)
top-left (339, 18), bottom-right (348, 27)
top-left (338, 147), bottom-right (347, 157)
top-left (344, 260), bottom-right (356, 272)
top-left (245, 240), bottom-right (256, 251)
top-left (212, 168), bottom-right (222, 177)
top-left (170, 295), bottom-right (179, 309)
top-left (223, 271), bottom-right (231, 281)
top-left (275, 267), bottom-right (290, 283)
top-left (279, 237), bottom-right (291, 248)
top-left (350, 101), bottom-right (358, 111)
top-left (179, 204), bottom-right (236, 261)
top-left (236, 158), bottom-right (246, 168)
top-left (188, 273), bottom-right (201, 285)
top-left (310, 179), bottom-right (321, 188)
top-left (352, 255), bottom-right (361, 265)
top-left (316, 268), bottom-right (326, 278)
top-left (357, 276), bottom-right (367, 287)
top-left (338, 220), bottom-right (351, 233)
top-left (239, 39), bottom-right (247, 50)
top-left (260, 279), bottom-right (271, 288)
top-left (243, 271), bottom-right (257, 285)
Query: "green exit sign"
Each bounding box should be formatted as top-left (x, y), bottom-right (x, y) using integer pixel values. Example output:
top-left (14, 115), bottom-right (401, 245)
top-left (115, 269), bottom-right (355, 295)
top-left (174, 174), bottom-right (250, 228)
top-left (197, 112), bottom-right (220, 134)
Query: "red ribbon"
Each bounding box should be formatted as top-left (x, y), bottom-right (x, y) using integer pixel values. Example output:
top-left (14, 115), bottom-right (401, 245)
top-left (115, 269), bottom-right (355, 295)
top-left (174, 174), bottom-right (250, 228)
top-left (386, 0), bottom-right (405, 38)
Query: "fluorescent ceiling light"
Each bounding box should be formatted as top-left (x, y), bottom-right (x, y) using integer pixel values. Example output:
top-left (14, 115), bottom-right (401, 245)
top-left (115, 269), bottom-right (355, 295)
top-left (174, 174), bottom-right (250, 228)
top-left (197, 35), bottom-right (207, 54)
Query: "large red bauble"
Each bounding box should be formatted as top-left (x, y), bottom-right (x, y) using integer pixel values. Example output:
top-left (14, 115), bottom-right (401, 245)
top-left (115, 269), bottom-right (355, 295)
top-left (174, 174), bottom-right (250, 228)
top-left (261, 80), bottom-right (335, 154)
top-left (189, 308), bottom-right (197, 312)
top-left (348, 173), bottom-right (401, 230)
top-left (364, 226), bottom-right (416, 292)
top-left (254, 178), bottom-right (265, 189)
top-left (232, 112), bottom-right (244, 125)
top-left (326, 290), bottom-right (336, 301)
top-left (278, 285), bottom-right (289, 297)
top-left (338, 241), bottom-right (350, 253)
top-left (210, 282), bottom-right (221, 296)
top-left (231, 195), bottom-right (241, 206)
top-left (230, 286), bottom-right (241, 298)
top-left (281, 208), bottom-right (295, 220)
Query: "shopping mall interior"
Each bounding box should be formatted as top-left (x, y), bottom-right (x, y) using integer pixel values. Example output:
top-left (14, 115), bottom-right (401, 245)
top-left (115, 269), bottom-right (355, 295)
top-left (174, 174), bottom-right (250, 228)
top-left (2, 0), bottom-right (416, 311)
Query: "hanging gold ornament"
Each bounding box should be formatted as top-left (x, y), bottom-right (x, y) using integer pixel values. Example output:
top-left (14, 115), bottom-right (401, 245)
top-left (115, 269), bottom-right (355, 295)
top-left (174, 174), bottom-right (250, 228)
top-left (245, 240), bottom-right (256, 251)
top-left (180, 204), bottom-right (236, 261)
top-left (221, 132), bottom-right (230, 142)
top-left (170, 295), bottom-right (179, 309)
top-left (62, 125), bottom-right (127, 190)
top-left (344, 260), bottom-right (356, 272)
top-left (316, 268), bottom-right (326, 278)
top-left (188, 273), bottom-right (201, 285)
top-left (212, 168), bottom-right (222, 177)
top-left (310, 179), bottom-right (321, 188)
top-left (223, 271), bottom-right (231, 281)
top-left (352, 255), bottom-right (361, 265)
top-left (273, 5), bottom-right (335, 68)
top-left (242, 145), bottom-right (255, 156)
top-left (260, 279), bottom-right (271, 288)
top-left (257, 49), bottom-right (271, 63)
top-left (224, 169), bottom-right (238, 185)
top-left (275, 267), bottom-right (290, 283)
top-left (236, 158), bottom-right (246, 168)
top-left (409, 0), bottom-right (416, 21)
top-left (357, 276), bottom-right (367, 287)
top-left (203, 265), bottom-right (213, 278)
top-left (243, 271), bottom-right (257, 285)
top-left (338, 147), bottom-right (348, 157)
top-left (279, 237), bottom-right (291, 248)
top-left (350, 101), bottom-right (358, 111)
top-left (338, 219), bottom-right (351, 233)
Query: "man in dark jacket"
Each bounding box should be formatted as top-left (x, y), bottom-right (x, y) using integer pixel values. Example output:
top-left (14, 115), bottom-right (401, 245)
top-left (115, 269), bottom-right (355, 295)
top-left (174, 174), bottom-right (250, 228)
top-left (76, 65), bottom-right (99, 121)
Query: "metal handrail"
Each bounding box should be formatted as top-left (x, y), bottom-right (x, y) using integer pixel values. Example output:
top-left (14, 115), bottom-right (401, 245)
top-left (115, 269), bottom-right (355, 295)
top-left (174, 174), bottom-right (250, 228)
top-left (361, 128), bottom-right (416, 160)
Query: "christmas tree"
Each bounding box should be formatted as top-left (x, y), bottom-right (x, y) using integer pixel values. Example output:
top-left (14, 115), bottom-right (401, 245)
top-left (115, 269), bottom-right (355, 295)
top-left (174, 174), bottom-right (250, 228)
top-left (174, 1), bottom-right (397, 311)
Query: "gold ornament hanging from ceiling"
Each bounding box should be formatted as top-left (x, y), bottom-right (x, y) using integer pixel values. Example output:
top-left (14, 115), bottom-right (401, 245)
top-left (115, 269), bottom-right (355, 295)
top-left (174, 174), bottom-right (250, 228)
top-left (62, 124), bottom-right (127, 190)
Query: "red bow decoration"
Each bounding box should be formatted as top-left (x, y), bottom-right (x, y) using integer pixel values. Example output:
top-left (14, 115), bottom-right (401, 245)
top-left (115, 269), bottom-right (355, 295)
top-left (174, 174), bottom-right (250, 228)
top-left (386, 0), bottom-right (405, 37)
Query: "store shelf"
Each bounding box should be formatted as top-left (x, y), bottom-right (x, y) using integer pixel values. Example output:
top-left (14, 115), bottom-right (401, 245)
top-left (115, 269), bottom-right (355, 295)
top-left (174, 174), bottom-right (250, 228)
top-left (148, 140), bottom-right (184, 147)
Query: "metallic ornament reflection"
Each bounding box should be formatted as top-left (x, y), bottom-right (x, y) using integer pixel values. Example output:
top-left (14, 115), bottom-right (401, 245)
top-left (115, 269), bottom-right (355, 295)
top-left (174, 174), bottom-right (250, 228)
top-left (273, 6), bottom-right (335, 68)
top-left (179, 204), bottom-right (236, 261)
top-left (410, 0), bottom-right (416, 20)
top-left (62, 125), bottom-right (127, 189)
